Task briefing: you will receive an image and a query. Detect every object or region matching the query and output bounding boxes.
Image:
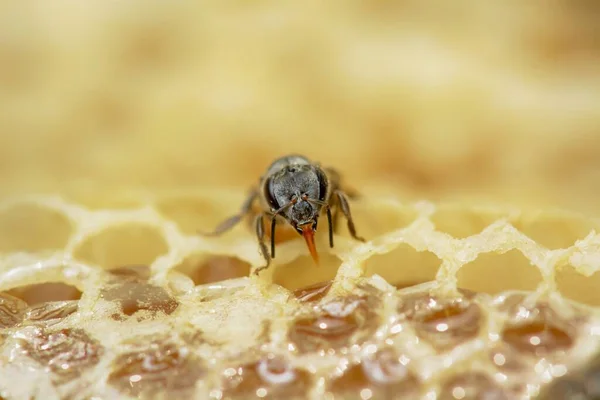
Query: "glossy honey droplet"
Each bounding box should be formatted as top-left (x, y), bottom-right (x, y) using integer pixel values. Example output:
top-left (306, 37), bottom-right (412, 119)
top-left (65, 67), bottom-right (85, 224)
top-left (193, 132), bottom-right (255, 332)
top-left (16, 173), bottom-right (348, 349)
top-left (398, 291), bottom-right (481, 351)
top-left (100, 282), bottom-right (179, 317)
top-left (328, 348), bottom-right (419, 399)
top-left (108, 264), bottom-right (152, 281)
top-left (288, 295), bottom-right (379, 354)
top-left (439, 373), bottom-right (509, 400)
top-left (222, 354), bottom-right (311, 399)
top-left (108, 339), bottom-right (205, 397)
top-left (501, 303), bottom-right (575, 357)
top-left (21, 328), bottom-right (103, 382)
top-left (293, 280), bottom-right (332, 303)
top-left (0, 292), bottom-right (28, 328)
top-left (24, 300), bottom-right (79, 323)
top-left (488, 344), bottom-right (528, 374)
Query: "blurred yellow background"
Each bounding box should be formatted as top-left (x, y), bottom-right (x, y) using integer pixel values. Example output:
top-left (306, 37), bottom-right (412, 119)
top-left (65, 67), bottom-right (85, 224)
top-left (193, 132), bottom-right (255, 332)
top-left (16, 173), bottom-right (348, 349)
top-left (1, 1), bottom-right (599, 215)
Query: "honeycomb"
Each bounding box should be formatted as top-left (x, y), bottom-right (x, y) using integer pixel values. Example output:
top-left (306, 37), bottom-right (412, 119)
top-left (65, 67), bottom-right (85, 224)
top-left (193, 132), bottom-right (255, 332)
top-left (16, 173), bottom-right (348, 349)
top-left (2, 1), bottom-right (600, 399)
top-left (1, 190), bottom-right (600, 400)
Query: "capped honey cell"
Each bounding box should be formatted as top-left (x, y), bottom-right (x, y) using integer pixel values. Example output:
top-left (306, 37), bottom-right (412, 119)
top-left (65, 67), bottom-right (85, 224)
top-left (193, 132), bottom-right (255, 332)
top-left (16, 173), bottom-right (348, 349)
top-left (108, 339), bottom-right (204, 398)
top-left (0, 292), bottom-right (28, 328)
top-left (327, 348), bottom-right (420, 399)
top-left (397, 290), bottom-right (482, 351)
top-left (20, 328), bottom-right (103, 382)
top-left (221, 354), bottom-right (312, 399)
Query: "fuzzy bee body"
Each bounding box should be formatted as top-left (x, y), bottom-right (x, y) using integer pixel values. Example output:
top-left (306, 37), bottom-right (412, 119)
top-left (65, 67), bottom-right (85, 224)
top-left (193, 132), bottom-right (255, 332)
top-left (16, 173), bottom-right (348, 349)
top-left (203, 154), bottom-right (364, 274)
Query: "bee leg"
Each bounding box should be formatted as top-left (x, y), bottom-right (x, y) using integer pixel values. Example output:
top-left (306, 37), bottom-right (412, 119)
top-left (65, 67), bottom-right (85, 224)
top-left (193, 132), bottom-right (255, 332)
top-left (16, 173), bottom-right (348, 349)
top-left (270, 216), bottom-right (277, 258)
top-left (343, 187), bottom-right (361, 200)
top-left (326, 206), bottom-right (334, 248)
top-left (331, 206), bottom-right (340, 234)
top-left (335, 190), bottom-right (366, 242)
top-left (325, 167), bottom-right (360, 200)
top-left (253, 213), bottom-right (271, 275)
top-left (200, 189), bottom-right (257, 236)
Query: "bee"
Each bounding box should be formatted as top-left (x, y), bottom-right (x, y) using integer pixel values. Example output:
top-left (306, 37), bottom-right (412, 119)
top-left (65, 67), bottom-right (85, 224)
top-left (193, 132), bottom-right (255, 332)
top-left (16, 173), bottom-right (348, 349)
top-left (203, 154), bottom-right (365, 274)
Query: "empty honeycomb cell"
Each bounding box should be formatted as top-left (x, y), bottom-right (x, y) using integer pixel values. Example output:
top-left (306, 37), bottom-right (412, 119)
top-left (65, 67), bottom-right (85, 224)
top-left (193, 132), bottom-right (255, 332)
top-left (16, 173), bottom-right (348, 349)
top-left (0, 204), bottom-right (72, 253)
top-left (397, 291), bottom-right (482, 351)
top-left (288, 295), bottom-right (380, 354)
top-left (273, 254), bottom-right (341, 292)
top-left (221, 354), bottom-right (312, 399)
top-left (100, 281), bottom-right (179, 318)
top-left (339, 202), bottom-right (417, 240)
top-left (513, 213), bottom-right (597, 250)
top-left (327, 348), bottom-right (419, 399)
top-left (0, 292), bottom-right (28, 328)
top-left (156, 196), bottom-right (232, 235)
top-left (253, 216), bottom-right (313, 247)
top-left (73, 224), bottom-right (169, 268)
top-left (363, 244), bottom-right (441, 290)
top-left (266, 219), bottom-right (306, 245)
top-left (21, 328), bottom-right (104, 382)
top-left (173, 254), bottom-right (250, 285)
top-left (439, 372), bottom-right (510, 400)
top-left (556, 264), bottom-right (600, 306)
top-left (6, 282), bottom-right (81, 306)
top-left (431, 207), bottom-right (503, 239)
top-left (456, 250), bottom-right (543, 294)
top-left (107, 339), bottom-right (204, 398)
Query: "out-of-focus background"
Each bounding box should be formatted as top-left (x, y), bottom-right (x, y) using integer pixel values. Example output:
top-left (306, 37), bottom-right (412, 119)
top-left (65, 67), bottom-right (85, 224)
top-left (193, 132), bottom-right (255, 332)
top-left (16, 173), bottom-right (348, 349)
top-left (1, 1), bottom-right (599, 214)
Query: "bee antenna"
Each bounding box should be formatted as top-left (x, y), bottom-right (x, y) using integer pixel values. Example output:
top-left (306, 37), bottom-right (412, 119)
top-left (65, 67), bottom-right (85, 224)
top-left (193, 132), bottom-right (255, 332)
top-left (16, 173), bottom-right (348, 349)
top-left (306, 198), bottom-right (327, 207)
top-left (271, 198), bottom-right (295, 217)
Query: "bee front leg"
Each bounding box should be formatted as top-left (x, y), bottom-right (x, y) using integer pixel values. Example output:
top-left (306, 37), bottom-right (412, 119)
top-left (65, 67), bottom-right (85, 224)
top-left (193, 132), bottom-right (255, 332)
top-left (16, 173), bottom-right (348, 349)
top-left (325, 167), bottom-right (360, 200)
top-left (335, 190), bottom-right (366, 242)
top-left (331, 206), bottom-right (340, 235)
top-left (325, 206), bottom-right (334, 248)
top-left (253, 213), bottom-right (271, 275)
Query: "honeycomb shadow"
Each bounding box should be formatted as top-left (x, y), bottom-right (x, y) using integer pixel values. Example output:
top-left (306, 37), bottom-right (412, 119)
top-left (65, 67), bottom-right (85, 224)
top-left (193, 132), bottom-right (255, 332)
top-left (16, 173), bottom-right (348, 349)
top-left (273, 254), bottom-right (341, 292)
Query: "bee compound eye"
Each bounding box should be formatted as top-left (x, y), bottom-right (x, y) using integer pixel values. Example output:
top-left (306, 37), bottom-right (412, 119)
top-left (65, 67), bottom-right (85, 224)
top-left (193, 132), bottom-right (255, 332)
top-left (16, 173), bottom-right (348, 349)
top-left (264, 178), bottom-right (280, 210)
